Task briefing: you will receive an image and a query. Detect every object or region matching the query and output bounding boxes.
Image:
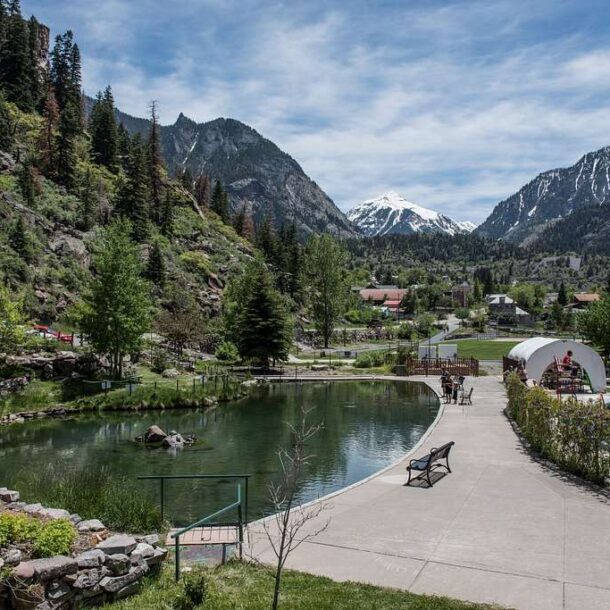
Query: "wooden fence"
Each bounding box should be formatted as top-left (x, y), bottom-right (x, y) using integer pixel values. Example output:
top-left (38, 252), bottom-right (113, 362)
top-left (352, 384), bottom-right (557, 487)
top-left (394, 357), bottom-right (479, 377)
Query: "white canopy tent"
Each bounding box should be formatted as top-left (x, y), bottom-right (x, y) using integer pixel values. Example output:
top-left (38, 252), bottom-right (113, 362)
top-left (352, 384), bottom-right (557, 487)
top-left (508, 337), bottom-right (607, 392)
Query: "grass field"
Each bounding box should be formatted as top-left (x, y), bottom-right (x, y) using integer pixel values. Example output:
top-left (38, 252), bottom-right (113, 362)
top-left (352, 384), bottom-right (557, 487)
top-left (441, 339), bottom-right (523, 360)
top-left (103, 562), bottom-right (499, 610)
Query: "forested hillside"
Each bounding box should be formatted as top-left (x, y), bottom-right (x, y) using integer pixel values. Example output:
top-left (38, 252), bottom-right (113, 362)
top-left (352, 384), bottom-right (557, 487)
top-left (0, 1), bottom-right (253, 326)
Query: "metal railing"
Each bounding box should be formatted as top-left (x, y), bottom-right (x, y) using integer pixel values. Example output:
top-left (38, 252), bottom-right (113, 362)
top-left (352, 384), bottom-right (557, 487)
top-left (170, 484), bottom-right (244, 580)
top-left (137, 473), bottom-right (251, 524)
top-left (137, 473), bottom-right (251, 581)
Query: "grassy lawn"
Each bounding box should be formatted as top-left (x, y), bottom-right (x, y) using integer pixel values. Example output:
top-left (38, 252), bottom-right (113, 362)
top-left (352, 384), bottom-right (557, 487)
top-left (441, 340), bottom-right (523, 360)
top-left (104, 562), bottom-right (500, 610)
top-left (0, 366), bottom-right (234, 416)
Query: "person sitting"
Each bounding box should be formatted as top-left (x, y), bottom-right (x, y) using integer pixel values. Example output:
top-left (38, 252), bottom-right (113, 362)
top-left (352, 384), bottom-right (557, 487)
top-left (562, 350), bottom-right (578, 377)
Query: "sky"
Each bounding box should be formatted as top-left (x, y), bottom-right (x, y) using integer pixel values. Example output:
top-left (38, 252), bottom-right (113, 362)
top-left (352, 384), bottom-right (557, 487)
top-left (24, 0), bottom-right (610, 224)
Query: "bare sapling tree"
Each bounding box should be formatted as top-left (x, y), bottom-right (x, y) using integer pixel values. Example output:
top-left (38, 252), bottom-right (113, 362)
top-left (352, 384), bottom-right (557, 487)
top-left (263, 405), bottom-right (329, 610)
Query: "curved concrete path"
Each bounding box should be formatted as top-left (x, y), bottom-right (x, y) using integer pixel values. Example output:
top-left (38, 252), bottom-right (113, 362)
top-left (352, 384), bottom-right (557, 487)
top-left (249, 376), bottom-right (610, 610)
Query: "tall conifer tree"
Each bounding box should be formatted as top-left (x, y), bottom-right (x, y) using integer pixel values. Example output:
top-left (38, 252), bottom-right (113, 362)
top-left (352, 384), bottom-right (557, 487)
top-left (148, 101), bottom-right (163, 224)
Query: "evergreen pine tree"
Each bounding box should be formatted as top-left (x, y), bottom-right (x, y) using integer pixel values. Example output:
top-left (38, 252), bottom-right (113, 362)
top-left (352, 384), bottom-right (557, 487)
top-left (37, 85), bottom-right (59, 176)
top-left (232, 256), bottom-right (292, 366)
top-left (8, 215), bottom-right (28, 256)
top-left (116, 122), bottom-right (131, 169)
top-left (256, 214), bottom-right (277, 263)
top-left (558, 281), bottom-right (568, 306)
top-left (232, 204), bottom-right (246, 236)
top-left (90, 86), bottom-right (118, 169)
top-left (283, 222), bottom-right (302, 301)
top-left (27, 16), bottom-right (43, 109)
top-left (17, 157), bottom-right (35, 207)
top-left (77, 167), bottom-right (98, 231)
top-left (160, 190), bottom-right (174, 237)
top-left (210, 180), bottom-right (229, 222)
top-left (145, 241), bottom-right (165, 287)
top-left (114, 134), bottom-right (149, 241)
top-left (180, 167), bottom-right (193, 192)
top-left (194, 173), bottom-right (210, 207)
top-left (55, 98), bottom-right (79, 189)
top-left (1, 1), bottom-right (34, 110)
top-left (0, 91), bottom-right (15, 151)
top-left (147, 100), bottom-right (164, 224)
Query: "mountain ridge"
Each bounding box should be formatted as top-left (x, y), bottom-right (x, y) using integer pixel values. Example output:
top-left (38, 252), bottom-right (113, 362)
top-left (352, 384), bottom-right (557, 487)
top-left (476, 146), bottom-right (610, 244)
top-left (347, 191), bottom-right (476, 237)
top-left (96, 98), bottom-right (359, 237)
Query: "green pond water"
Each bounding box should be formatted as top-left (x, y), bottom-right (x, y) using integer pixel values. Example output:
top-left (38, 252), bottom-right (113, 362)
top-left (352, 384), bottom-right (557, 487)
top-left (0, 381), bottom-right (438, 525)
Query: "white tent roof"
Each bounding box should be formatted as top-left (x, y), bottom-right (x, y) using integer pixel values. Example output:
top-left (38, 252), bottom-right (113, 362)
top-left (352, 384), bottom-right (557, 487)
top-left (508, 337), bottom-right (607, 392)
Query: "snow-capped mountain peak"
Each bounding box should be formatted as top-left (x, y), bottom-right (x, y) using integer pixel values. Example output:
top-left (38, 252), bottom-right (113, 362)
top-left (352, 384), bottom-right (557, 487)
top-left (347, 192), bottom-right (476, 237)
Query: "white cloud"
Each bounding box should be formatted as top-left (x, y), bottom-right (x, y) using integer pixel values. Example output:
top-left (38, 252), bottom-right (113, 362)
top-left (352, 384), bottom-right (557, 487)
top-left (28, 0), bottom-right (610, 223)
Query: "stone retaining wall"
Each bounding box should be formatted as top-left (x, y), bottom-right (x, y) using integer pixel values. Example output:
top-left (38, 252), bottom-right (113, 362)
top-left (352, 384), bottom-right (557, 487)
top-left (0, 488), bottom-right (166, 608)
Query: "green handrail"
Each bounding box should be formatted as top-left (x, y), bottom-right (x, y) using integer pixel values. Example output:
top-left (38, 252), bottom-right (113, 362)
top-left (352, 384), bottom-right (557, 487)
top-left (172, 484), bottom-right (243, 581)
top-left (137, 473), bottom-right (250, 524)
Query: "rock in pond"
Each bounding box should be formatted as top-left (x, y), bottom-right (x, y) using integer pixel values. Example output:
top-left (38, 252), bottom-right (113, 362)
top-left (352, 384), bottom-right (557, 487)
top-left (143, 425), bottom-right (166, 443)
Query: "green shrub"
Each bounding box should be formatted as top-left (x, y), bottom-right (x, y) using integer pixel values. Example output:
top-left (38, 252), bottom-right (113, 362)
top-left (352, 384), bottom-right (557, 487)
top-left (179, 251), bottom-right (213, 279)
top-left (215, 341), bottom-right (239, 362)
top-left (0, 514), bottom-right (75, 557)
top-left (354, 351), bottom-right (387, 369)
top-left (174, 571), bottom-right (207, 609)
top-left (505, 373), bottom-right (610, 484)
top-left (32, 519), bottom-right (76, 557)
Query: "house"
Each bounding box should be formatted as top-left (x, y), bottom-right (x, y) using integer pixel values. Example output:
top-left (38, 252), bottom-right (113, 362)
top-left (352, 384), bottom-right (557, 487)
top-left (382, 299), bottom-right (403, 318)
top-left (571, 293), bottom-right (600, 310)
top-left (359, 288), bottom-right (406, 306)
top-left (487, 294), bottom-right (533, 325)
top-left (451, 281), bottom-right (472, 308)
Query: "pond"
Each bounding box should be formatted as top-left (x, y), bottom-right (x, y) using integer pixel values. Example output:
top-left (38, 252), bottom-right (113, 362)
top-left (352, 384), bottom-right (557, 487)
top-left (0, 381), bottom-right (438, 526)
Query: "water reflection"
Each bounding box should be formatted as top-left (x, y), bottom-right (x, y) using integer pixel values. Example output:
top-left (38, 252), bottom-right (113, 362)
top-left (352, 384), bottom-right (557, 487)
top-left (0, 381), bottom-right (438, 525)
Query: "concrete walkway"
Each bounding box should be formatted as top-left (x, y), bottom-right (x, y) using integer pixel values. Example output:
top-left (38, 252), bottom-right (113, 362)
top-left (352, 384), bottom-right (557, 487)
top-left (249, 376), bottom-right (610, 610)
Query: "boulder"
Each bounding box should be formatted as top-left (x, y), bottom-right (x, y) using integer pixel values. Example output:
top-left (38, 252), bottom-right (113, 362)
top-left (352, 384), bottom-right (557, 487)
top-left (72, 568), bottom-right (103, 590)
top-left (145, 547), bottom-right (168, 568)
top-left (46, 581), bottom-right (73, 603)
top-left (162, 433), bottom-right (185, 449)
top-left (77, 519), bottom-right (106, 533)
top-left (75, 549), bottom-right (105, 569)
top-left (105, 554), bottom-right (130, 577)
top-left (13, 556), bottom-right (77, 582)
top-left (99, 565), bottom-right (147, 594)
top-left (23, 503), bottom-right (44, 515)
top-left (115, 581), bottom-right (140, 599)
top-left (130, 543), bottom-right (154, 561)
top-left (69, 513), bottom-right (82, 525)
top-left (42, 507), bottom-right (71, 519)
top-left (96, 534), bottom-right (137, 556)
top-left (143, 425), bottom-right (166, 443)
top-left (3, 549), bottom-right (22, 566)
top-left (136, 534), bottom-right (159, 547)
top-left (53, 352), bottom-right (77, 377)
top-left (0, 489), bottom-right (19, 502)
top-left (0, 150), bottom-right (15, 173)
top-left (161, 368), bottom-right (179, 379)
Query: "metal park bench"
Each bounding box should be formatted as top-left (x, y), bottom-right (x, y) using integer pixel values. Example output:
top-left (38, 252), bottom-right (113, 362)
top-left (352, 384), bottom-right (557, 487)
top-left (406, 441), bottom-right (455, 487)
top-left (460, 387), bottom-right (473, 405)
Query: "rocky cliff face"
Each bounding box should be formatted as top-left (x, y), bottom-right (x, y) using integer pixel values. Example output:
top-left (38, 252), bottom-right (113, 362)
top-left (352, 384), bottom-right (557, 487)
top-left (476, 146), bottom-right (610, 244)
top-left (113, 107), bottom-right (357, 237)
top-left (347, 191), bottom-right (475, 237)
